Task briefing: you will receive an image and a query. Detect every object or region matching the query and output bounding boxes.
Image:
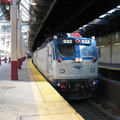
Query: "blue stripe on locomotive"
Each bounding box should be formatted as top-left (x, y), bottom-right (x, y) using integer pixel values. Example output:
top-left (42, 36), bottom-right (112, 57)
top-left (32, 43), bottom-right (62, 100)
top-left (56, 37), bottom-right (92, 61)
top-left (52, 37), bottom-right (98, 60)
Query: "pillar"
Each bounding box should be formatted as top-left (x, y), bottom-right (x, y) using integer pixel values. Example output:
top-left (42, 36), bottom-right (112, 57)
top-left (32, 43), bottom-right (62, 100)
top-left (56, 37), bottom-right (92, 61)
top-left (17, 28), bottom-right (22, 69)
top-left (0, 34), bottom-right (1, 65)
top-left (17, 4), bottom-right (22, 69)
top-left (11, 1), bottom-right (18, 80)
top-left (4, 40), bottom-right (7, 63)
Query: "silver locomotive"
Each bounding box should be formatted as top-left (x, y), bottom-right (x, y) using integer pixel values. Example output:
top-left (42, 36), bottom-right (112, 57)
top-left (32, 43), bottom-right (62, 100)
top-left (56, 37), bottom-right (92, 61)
top-left (33, 33), bottom-right (99, 99)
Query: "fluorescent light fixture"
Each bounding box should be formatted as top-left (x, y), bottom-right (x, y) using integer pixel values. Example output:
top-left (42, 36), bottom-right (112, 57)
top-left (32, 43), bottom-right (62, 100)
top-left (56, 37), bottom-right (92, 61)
top-left (99, 14), bottom-right (107, 18)
top-left (30, 0), bottom-right (37, 5)
top-left (79, 27), bottom-right (83, 29)
top-left (117, 5), bottom-right (120, 8)
top-left (115, 43), bottom-right (120, 46)
top-left (107, 9), bottom-right (115, 14)
top-left (83, 25), bottom-right (88, 27)
top-left (98, 45), bottom-right (106, 48)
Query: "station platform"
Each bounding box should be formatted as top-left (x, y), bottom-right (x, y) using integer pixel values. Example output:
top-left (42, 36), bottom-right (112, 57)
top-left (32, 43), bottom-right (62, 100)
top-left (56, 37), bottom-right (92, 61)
top-left (0, 59), bottom-right (84, 120)
top-left (98, 62), bottom-right (120, 71)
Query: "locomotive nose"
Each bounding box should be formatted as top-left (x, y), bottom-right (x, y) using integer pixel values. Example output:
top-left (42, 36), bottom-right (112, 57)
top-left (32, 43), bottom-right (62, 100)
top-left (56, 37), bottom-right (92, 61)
top-left (74, 57), bottom-right (82, 63)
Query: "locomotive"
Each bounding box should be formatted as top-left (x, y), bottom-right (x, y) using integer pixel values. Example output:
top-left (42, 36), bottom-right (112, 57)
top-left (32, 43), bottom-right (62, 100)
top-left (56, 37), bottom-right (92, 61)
top-left (32, 33), bottom-right (99, 99)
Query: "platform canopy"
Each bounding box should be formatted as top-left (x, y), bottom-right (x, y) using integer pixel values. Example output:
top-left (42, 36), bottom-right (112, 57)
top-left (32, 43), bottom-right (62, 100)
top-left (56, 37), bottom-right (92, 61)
top-left (0, 0), bottom-right (120, 52)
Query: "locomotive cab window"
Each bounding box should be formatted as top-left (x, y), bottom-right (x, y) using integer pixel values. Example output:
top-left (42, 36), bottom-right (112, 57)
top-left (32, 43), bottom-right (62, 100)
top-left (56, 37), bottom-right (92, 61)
top-left (80, 45), bottom-right (95, 57)
top-left (57, 44), bottom-right (75, 57)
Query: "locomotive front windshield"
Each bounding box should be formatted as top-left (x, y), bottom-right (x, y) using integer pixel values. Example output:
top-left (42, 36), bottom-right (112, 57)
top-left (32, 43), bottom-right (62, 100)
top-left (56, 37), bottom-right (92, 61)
top-left (57, 44), bottom-right (75, 57)
top-left (57, 44), bottom-right (96, 58)
top-left (80, 45), bottom-right (95, 57)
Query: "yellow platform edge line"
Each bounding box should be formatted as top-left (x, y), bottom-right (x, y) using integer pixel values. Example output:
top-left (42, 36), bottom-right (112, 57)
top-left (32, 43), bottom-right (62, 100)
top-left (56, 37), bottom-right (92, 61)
top-left (98, 66), bottom-right (120, 71)
top-left (28, 60), bottom-right (84, 120)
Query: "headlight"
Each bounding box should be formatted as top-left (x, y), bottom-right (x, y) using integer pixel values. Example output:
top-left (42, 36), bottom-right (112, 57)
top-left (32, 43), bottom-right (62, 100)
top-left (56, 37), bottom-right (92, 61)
top-left (75, 57), bottom-right (79, 62)
top-left (78, 58), bottom-right (82, 62)
top-left (59, 69), bottom-right (65, 74)
top-left (74, 57), bottom-right (82, 63)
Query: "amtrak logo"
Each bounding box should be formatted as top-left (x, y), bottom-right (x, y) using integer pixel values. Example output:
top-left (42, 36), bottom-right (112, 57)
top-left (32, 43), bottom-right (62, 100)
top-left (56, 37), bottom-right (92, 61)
top-left (73, 64), bottom-right (83, 70)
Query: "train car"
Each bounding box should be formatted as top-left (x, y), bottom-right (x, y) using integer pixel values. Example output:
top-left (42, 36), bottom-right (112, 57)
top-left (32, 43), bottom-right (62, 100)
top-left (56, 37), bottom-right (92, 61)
top-left (32, 33), bottom-right (99, 99)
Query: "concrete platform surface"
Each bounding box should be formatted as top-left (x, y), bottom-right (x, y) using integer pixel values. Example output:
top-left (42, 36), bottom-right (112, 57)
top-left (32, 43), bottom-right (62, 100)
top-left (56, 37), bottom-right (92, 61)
top-left (0, 60), bottom-right (84, 120)
top-left (0, 60), bottom-right (39, 120)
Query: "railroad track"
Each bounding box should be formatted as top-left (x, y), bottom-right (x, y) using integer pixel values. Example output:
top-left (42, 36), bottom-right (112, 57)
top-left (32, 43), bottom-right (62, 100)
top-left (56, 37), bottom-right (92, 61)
top-left (68, 98), bottom-right (120, 120)
top-left (88, 98), bottom-right (120, 120)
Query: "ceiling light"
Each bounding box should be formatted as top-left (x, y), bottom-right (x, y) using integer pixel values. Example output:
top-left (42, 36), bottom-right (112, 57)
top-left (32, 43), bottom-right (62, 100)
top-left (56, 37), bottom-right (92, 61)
top-left (115, 43), bottom-right (120, 46)
top-left (107, 9), bottom-right (115, 14)
top-left (83, 25), bottom-right (88, 27)
top-left (99, 14), bottom-right (107, 18)
top-left (117, 5), bottom-right (120, 8)
top-left (79, 27), bottom-right (83, 29)
top-left (30, 0), bottom-right (37, 5)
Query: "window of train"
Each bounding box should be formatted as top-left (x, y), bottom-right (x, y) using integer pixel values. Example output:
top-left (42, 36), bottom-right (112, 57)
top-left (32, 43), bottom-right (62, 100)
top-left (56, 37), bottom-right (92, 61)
top-left (80, 45), bottom-right (95, 57)
top-left (57, 45), bottom-right (75, 57)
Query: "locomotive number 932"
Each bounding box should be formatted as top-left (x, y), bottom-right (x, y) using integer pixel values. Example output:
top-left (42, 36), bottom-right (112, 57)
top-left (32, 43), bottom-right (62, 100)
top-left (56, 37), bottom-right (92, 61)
top-left (32, 32), bottom-right (100, 100)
